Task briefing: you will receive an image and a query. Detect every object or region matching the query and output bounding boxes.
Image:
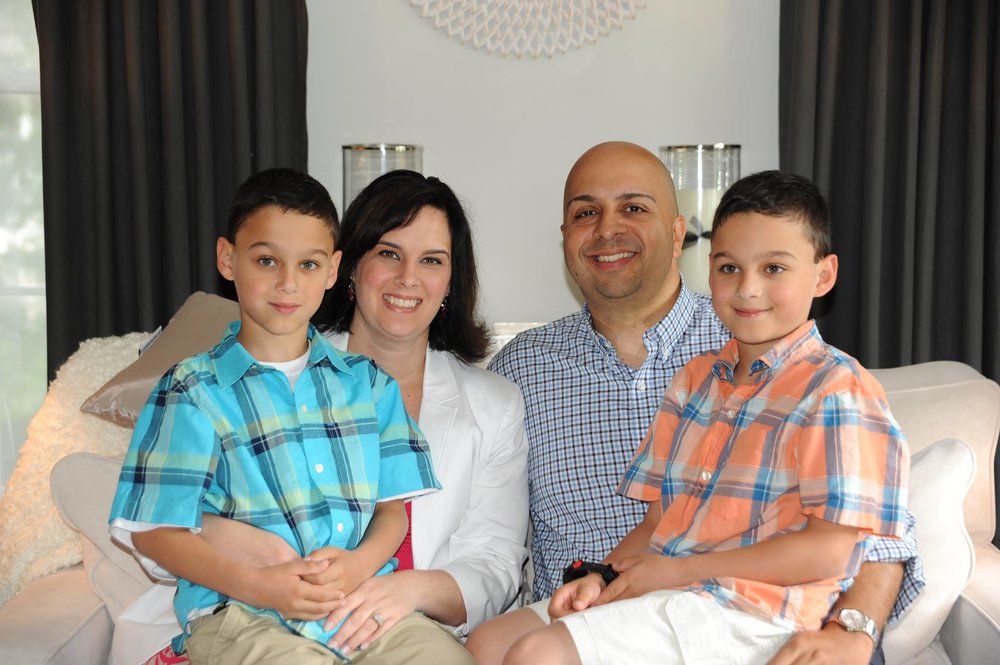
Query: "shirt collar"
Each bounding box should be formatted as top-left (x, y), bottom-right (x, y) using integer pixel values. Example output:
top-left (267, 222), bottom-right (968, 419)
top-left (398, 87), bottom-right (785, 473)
top-left (712, 320), bottom-right (822, 384)
top-left (212, 320), bottom-right (350, 389)
top-left (581, 279), bottom-right (702, 362)
top-left (580, 304), bottom-right (615, 357)
top-left (647, 279), bottom-right (699, 357)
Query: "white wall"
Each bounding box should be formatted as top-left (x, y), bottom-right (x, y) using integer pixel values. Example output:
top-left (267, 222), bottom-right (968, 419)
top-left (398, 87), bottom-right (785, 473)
top-left (306, 0), bottom-right (780, 324)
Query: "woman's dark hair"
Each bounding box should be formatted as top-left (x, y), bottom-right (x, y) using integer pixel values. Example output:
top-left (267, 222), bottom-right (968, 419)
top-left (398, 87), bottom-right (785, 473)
top-left (314, 169), bottom-right (490, 364)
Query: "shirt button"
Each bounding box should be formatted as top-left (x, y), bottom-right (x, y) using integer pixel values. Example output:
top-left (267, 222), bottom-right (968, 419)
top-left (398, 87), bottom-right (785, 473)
top-left (314, 463), bottom-right (324, 473)
top-left (300, 404), bottom-right (308, 413)
top-left (336, 522), bottom-right (345, 533)
top-left (726, 409), bottom-right (735, 418)
top-left (636, 380), bottom-right (646, 392)
top-left (700, 470), bottom-right (712, 482)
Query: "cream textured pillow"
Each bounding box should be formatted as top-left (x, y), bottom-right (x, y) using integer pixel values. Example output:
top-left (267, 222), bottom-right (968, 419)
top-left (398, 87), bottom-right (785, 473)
top-left (0, 333), bottom-right (142, 607)
top-left (50, 452), bottom-right (154, 622)
top-left (883, 438), bottom-right (976, 664)
top-left (80, 291), bottom-right (240, 426)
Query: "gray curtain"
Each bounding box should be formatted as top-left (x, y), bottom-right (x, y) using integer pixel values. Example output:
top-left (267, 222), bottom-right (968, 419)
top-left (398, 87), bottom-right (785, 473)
top-left (780, 0), bottom-right (999, 543)
top-left (33, 0), bottom-right (309, 378)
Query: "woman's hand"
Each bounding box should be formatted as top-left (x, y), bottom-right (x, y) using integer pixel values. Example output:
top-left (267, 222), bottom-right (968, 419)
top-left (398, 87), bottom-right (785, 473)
top-left (323, 571), bottom-right (421, 655)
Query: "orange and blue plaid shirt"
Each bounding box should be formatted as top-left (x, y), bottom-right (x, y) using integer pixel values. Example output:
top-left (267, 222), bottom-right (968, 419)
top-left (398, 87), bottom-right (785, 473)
top-left (619, 321), bottom-right (909, 630)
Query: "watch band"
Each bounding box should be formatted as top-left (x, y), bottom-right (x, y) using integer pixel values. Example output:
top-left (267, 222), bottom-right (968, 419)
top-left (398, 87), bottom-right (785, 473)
top-left (562, 559), bottom-right (619, 586)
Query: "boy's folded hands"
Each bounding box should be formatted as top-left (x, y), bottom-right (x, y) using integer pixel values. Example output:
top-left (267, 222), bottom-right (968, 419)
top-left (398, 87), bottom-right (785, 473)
top-left (246, 558), bottom-right (346, 621)
top-left (302, 545), bottom-right (371, 596)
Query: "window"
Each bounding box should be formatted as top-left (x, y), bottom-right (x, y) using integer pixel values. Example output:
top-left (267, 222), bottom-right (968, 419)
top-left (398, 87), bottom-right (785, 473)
top-left (0, 0), bottom-right (45, 494)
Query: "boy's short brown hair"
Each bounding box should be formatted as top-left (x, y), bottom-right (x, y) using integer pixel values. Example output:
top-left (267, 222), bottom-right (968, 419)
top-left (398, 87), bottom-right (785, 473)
top-left (226, 168), bottom-right (339, 243)
top-left (712, 170), bottom-right (831, 260)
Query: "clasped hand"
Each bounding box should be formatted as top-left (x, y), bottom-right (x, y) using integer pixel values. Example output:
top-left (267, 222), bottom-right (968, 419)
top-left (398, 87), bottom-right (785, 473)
top-left (245, 545), bottom-right (367, 622)
top-left (300, 545), bottom-right (369, 594)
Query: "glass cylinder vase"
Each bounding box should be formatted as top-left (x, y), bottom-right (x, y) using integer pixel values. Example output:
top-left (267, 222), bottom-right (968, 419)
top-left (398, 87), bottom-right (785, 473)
top-left (342, 144), bottom-right (423, 208)
top-left (659, 144), bottom-right (740, 294)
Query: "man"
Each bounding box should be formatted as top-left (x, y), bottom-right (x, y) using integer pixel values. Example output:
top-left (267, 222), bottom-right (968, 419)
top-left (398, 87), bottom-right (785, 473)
top-left (475, 142), bottom-right (922, 665)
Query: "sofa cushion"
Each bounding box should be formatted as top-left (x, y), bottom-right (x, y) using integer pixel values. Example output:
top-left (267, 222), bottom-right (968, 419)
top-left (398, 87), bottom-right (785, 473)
top-left (939, 558), bottom-right (1000, 665)
top-left (80, 291), bottom-right (240, 427)
top-left (904, 637), bottom-right (952, 665)
top-left (0, 564), bottom-right (113, 665)
top-left (51, 452), bottom-right (154, 622)
top-left (883, 439), bottom-right (976, 665)
top-left (872, 361), bottom-right (999, 547)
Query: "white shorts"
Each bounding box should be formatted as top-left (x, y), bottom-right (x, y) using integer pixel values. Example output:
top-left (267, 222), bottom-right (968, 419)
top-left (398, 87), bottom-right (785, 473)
top-left (555, 590), bottom-right (795, 665)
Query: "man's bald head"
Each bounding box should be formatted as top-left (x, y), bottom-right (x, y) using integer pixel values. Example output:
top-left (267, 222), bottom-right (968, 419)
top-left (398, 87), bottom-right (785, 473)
top-left (563, 141), bottom-right (678, 219)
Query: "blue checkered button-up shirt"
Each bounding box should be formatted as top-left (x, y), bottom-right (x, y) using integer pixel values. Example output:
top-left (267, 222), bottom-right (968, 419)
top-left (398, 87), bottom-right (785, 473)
top-left (488, 284), bottom-right (923, 622)
top-left (109, 322), bottom-right (440, 650)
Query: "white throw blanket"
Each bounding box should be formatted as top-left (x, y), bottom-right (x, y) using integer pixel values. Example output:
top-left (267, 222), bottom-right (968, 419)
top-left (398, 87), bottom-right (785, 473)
top-left (0, 333), bottom-right (145, 607)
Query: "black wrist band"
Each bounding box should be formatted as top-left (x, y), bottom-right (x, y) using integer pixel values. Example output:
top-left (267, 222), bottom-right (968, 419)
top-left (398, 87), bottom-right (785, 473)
top-left (562, 559), bottom-right (619, 586)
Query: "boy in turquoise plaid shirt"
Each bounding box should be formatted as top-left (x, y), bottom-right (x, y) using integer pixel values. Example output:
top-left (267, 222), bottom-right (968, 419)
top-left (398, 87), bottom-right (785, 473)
top-left (109, 169), bottom-right (473, 664)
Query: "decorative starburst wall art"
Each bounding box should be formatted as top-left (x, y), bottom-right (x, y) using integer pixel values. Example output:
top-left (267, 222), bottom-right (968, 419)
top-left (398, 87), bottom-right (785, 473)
top-left (408, 0), bottom-right (646, 58)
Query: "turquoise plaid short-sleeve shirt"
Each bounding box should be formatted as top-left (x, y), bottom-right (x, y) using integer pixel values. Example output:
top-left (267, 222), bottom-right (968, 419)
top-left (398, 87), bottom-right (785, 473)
top-left (109, 322), bottom-right (440, 650)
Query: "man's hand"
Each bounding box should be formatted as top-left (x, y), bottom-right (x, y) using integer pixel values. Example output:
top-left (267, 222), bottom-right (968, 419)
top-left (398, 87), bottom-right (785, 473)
top-left (301, 546), bottom-right (369, 596)
top-left (548, 574), bottom-right (604, 619)
top-left (244, 558), bottom-right (345, 621)
top-left (767, 625), bottom-right (875, 665)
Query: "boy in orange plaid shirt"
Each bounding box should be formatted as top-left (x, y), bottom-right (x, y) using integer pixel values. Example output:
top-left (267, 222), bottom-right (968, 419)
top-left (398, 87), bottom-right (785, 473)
top-left (497, 170), bottom-right (910, 665)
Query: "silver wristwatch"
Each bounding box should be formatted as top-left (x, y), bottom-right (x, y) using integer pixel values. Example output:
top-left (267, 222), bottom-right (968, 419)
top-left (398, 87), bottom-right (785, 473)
top-left (826, 608), bottom-right (879, 645)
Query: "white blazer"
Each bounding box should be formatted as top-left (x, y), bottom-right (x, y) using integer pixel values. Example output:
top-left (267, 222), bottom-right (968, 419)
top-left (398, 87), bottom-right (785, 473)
top-left (329, 334), bottom-right (529, 635)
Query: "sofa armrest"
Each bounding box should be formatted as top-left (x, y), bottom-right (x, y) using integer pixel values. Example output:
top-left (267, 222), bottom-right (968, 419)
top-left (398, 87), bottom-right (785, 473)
top-left (940, 544), bottom-right (1000, 665)
top-left (0, 564), bottom-right (112, 665)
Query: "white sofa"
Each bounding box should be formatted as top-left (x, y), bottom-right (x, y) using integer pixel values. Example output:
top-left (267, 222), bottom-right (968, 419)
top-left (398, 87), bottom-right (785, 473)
top-left (0, 328), bottom-right (997, 664)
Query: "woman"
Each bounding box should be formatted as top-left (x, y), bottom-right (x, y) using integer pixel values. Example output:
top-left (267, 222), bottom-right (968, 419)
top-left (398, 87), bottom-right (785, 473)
top-left (311, 169), bottom-right (529, 647)
top-left (115, 171), bottom-right (528, 664)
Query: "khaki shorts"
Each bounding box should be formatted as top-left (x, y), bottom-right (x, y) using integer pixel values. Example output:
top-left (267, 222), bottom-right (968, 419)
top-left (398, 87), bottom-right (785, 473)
top-left (185, 604), bottom-right (475, 665)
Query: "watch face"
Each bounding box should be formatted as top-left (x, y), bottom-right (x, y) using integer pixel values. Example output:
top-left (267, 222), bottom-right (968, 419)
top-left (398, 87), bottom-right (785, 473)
top-left (840, 609), bottom-right (865, 630)
top-left (834, 608), bottom-right (878, 643)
